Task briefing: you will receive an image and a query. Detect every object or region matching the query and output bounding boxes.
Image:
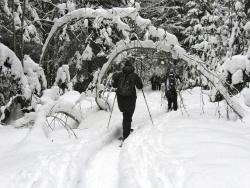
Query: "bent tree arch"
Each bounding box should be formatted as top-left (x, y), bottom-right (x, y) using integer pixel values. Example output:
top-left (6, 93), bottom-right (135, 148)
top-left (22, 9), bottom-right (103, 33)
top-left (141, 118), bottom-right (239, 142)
top-left (96, 40), bottom-right (246, 119)
top-left (40, 6), bottom-right (178, 65)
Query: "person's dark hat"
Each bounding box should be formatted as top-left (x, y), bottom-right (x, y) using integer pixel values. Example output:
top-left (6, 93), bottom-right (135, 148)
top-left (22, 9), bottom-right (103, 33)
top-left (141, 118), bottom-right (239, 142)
top-left (124, 57), bottom-right (134, 66)
top-left (125, 60), bottom-right (132, 66)
top-left (122, 58), bottom-right (135, 73)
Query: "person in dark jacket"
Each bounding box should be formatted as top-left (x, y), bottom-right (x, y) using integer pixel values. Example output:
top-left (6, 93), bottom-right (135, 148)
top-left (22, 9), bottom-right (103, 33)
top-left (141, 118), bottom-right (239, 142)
top-left (165, 70), bottom-right (178, 111)
top-left (155, 75), bottom-right (162, 90)
top-left (150, 74), bottom-right (157, 90)
top-left (112, 58), bottom-right (143, 140)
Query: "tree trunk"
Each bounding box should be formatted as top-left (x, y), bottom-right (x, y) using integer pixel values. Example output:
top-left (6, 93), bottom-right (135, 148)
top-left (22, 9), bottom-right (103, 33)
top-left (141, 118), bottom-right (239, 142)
top-left (21, 0), bottom-right (26, 67)
top-left (12, 0), bottom-right (16, 53)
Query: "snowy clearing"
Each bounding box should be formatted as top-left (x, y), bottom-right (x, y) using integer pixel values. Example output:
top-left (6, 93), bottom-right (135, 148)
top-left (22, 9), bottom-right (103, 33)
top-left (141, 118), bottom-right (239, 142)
top-left (0, 87), bottom-right (250, 188)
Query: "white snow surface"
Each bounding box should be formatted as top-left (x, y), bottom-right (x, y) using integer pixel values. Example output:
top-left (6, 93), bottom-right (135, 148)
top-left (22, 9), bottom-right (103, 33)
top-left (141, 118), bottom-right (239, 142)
top-left (1, 87), bottom-right (250, 188)
top-left (231, 69), bottom-right (243, 85)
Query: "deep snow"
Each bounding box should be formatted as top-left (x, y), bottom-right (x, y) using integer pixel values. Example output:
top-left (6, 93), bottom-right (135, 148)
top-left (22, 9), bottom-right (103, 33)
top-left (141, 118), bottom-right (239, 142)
top-left (1, 87), bottom-right (250, 188)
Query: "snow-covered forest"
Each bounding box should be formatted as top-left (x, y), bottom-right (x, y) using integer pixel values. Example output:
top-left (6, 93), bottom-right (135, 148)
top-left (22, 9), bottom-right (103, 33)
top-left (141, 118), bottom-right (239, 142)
top-left (1, 0), bottom-right (250, 187)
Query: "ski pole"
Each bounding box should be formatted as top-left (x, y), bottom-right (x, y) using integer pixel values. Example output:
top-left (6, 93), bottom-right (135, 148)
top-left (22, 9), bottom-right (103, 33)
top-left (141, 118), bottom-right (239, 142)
top-left (160, 84), bottom-right (164, 106)
top-left (107, 93), bottom-right (117, 129)
top-left (142, 89), bottom-right (155, 126)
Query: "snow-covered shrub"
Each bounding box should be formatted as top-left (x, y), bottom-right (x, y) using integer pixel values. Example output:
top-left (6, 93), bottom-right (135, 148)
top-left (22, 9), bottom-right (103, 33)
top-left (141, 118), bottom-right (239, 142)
top-left (0, 43), bottom-right (31, 99)
top-left (54, 65), bottom-right (72, 93)
top-left (23, 24), bottom-right (42, 44)
top-left (40, 86), bottom-right (60, 105)
top-left (221, 55), bottom-right (250, 85)
top-left (210, 54), bottom-right (250, 102)
top-left (23, 55), bottom-right (47, 95)
top-left (14, 90), bottom-right (89, 130)
top-left (0, 43), bottom-right (34, 123)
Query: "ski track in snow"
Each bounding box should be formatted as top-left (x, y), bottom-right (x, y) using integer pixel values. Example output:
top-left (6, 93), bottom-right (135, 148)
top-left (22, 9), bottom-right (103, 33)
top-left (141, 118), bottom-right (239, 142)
top-left (2, 90), bottom-right (187, 188)
top-left (83, 140), bottom-right (121, 188)
top-left (11, 126), bottom-right (122, 188)
top-left (79, 90), bottom-right (163, 188)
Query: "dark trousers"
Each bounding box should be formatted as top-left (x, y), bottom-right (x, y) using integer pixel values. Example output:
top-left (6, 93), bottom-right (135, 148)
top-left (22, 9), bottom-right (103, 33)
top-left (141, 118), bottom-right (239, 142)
top-left (167, 94), bottom-right (177, 111)
top-left (117, 94), bottom-right (136, 140)
top-left (151, 83), bottom-right (156, 90)
top-left (122, 111), bottom-right (134, 139)
top-left (156, 84), bottom-right (161, 90)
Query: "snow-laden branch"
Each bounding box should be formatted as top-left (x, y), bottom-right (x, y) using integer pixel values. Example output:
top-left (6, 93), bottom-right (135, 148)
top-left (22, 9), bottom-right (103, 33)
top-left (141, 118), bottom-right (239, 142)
top-left (40, 7), bottom-right (141, 64)
top-left (23, 55), bottom-right (47, 95)
top-left (0, 24), bottom-right (13, 34)
top-left (182, 54), bottom-right (245, 119)
top-left (40, 6), bottom-right (178, 65)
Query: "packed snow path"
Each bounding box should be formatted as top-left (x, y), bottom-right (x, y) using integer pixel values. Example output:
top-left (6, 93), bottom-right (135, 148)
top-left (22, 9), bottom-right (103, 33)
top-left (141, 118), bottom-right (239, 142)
top-left (1, 88), bottom-right (250, 188)
top-left (83, 140), bottom-right (121, 188)
top-left (81, 89), bottom-right (164, 188)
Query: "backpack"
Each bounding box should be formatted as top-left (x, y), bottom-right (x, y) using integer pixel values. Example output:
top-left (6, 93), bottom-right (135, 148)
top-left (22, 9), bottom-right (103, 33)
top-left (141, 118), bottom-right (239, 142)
top-left (168, 75), bottom-right (176, 91)
top-left (117, 74), bottom-right (134, 96)
top-left (165, 75), bottom-right (176, 97)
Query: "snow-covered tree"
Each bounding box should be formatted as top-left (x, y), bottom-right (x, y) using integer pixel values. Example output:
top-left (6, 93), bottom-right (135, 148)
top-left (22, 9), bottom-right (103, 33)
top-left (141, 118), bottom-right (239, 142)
top-left (40, 3), bottom-right (152, 91)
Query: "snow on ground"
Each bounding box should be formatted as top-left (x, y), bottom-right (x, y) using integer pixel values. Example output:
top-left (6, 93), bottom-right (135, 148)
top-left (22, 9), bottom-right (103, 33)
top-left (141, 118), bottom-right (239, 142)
top-left (0, 87), bottom-right (250, 188)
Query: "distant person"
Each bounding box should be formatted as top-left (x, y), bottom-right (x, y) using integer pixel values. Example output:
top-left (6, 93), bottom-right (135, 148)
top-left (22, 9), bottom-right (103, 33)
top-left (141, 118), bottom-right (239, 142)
top-left (155, 74), bottom-right (162, 90)
top-left (112, 58), bottom-right (143, 140)
top-left (150, 73), bottom-right (157, 90)
top-left (165, 70), bottom-right (178, 111)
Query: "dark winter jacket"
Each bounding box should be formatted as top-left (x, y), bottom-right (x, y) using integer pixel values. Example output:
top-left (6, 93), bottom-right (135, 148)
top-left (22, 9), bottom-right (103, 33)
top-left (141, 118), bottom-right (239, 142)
top-left (112, 63), bottom-right (143, 113)
top-left (165, 73), bottom-right (177, 98)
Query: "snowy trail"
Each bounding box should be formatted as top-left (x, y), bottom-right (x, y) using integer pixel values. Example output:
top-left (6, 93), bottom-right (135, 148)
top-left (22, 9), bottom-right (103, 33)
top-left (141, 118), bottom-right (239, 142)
top-left (2, 88), bottom-right (250, 188)
top-left (83, 140), bottom-right (121, 188)
top-left (9, 124), bottom-right (122, 188)
top-left (80, 90), bottom-right (165, 188)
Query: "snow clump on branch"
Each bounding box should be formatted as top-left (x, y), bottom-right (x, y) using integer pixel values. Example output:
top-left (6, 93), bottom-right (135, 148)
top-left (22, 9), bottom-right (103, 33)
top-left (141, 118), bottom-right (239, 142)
top-left (54, 65), bottom-right (72, 92)
top-left (23, 55), bottom-right (47, 95)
